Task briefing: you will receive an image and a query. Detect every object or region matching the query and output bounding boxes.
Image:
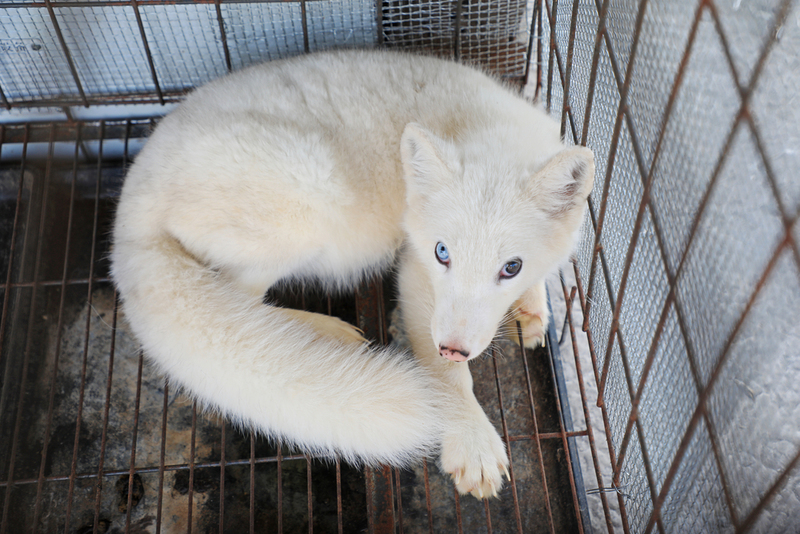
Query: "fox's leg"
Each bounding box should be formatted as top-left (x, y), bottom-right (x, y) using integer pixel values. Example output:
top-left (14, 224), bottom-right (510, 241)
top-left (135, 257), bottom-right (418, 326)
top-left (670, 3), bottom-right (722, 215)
top-left (398, 255), bottom-right (509, 499)
top-left (506, 280), bottom-right (548, 349)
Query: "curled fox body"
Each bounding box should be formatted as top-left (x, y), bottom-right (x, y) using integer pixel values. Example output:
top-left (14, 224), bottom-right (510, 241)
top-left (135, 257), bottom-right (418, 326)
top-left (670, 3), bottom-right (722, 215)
top-left (111, 50), bottom-right (594, 499)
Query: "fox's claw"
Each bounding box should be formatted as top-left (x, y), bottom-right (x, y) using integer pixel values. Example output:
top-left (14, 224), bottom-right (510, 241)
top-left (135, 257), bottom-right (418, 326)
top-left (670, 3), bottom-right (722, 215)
top-left (508, 282), bottom-right (549, 349)
top-left (441, 421), bottom-right (510, 500)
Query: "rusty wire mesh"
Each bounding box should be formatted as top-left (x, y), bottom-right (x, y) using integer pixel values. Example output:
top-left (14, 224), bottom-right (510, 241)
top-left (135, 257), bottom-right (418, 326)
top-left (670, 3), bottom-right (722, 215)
top-left (0, 3), bottom-right (592, 533)
top-left (1, 0), bottom-right (798, 533)
top-left (0, 123), bottom-right (586, 533)
top-left (542, 0), bottom-right (800, 532)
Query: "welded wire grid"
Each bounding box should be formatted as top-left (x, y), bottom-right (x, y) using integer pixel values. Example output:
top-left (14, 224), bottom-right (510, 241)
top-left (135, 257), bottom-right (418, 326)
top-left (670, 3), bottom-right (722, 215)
top-left (2, 0), bottom-right (799, 533)
top-left (540, 0), bottom-right (800, 532)
top-left (0, 0), bottom-right (378, 110)
top-left (0, 0), bottom-right (531, 113)
top-left (380, 0), bottom-right (534, 79)
top-left (0, 124), bottom-right (588, 532)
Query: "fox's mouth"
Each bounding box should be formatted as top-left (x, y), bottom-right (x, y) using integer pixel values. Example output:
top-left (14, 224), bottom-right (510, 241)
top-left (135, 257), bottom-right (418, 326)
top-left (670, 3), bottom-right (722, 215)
top-left (439, 345), bottom-right (470, 362)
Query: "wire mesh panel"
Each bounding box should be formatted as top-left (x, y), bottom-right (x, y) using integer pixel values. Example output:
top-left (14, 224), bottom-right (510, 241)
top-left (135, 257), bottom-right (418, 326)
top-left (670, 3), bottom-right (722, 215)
top-left (542, 0), bottom-right (800, 532)
top-left (0, 0), bottom-right (533, 112)
top-left (0, 120), bottom-right (589, 532)
top-left (380, 0), bottom-right (534, 78)
top-left (2, 0), bottom-right (798, 532)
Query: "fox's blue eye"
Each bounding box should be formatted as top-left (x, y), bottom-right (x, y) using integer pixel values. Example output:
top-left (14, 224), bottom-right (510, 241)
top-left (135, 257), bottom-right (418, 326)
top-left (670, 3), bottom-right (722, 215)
top-left (435, 242), bottom-right (450, 266)
top-left (500, 259), bottom-right (522, 279)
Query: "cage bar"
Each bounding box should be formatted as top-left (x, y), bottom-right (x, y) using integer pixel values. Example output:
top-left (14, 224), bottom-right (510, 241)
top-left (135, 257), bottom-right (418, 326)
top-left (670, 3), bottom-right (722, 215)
top-left (2, 1), bottom-right (799, 532)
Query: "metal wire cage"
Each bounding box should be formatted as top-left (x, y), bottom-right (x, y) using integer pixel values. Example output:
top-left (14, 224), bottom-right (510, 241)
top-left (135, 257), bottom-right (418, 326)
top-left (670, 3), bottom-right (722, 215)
top-left (1, 1), bottom-right (799, 533)
top-left (540, 0), bottom-right (800, 532)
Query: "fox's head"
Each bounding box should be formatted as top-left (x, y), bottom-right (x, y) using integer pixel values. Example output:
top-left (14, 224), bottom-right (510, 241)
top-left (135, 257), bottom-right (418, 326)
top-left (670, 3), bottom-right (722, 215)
top-left (400, 122), bottom-right (594, 362)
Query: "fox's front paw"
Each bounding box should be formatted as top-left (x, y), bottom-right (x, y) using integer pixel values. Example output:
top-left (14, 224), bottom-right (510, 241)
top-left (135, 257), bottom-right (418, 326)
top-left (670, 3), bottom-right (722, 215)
top-left (508, 281), bottom-right (548, 349)
top-left (512, 309), bottom-right (546, 349)
top-left (440, 421), bottom-right (510, 499)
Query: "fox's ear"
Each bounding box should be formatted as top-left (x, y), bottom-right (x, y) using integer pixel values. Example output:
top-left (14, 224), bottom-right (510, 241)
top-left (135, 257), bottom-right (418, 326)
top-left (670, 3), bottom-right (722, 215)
top-left (401, 123), bottom-right (453, 205)
top-left (531, 146), bottom-right (595, 218)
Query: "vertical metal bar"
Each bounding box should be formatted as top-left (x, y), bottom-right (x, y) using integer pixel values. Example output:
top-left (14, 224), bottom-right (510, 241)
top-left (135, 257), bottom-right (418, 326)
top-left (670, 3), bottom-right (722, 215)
top-left (300, 0), bottom-right (310, 53)
top-left (579, 0), bottom-right (610, 146)
top-left (537, 0), bottom-right (545, 101)
top-left (250, 433), bottom-right (256, 534)
top-left (0, 125), bottom-right (26, 373)
top-left (540, 322), bottom-right (586, 534)
top-left (0, 84), bottom-right (9, 110)
top-left (94, 121), bottom-right (129, 531)
top-left (522, 0), bottom-right (539, 91)
top-left (186, 402), bottom-right (198, 534)
top-left (452, 0), bottom-right (465, 61)
top-left (483, 499), bottom-right (492, 534)
top-left (156, 380), bottom-right (169, 534)
top-left (365, 466), bottom-right (375, 534)
top-left (544, 0), bottom-right (558, 111)
top-left (453, 487), bottom-right (463, 534)
top-left (355, 281), bottom-right (395, 534)
top-left (394, 468), bottom-right (404, 534)
top-left (423, 460), bottom-right (434, 534)
top-left (124, 352), bottom-right (145, 534)
top-left (307, 456), bottom-right (313, 534)
top-left (1, 124), bottom-right (49, 534)
top-left (214, 0), bottom-right (233, 72)
top-left (374, 0), bottom-right (384, 46)
top-left (43, 0), bottom-right (88, 107)
top-left (336, 458), bottom-right (343, 534)
top-left (560, 0), bottom-right (581, 139)
top-left (219, 423), bottom-right (226, 534)
top-left (559, 281), bottom-right (615, 534)
top-left (512, 331), bottom-right (555, 534)
top-left (130, 0), bottom-right (164, 104)
top-left (80, 120), bottom-right (108, 533)
top-left (490, 350), bottom-right (526, 534)
top-left (92, 295), bottom-right (118, 533)
top-left (577, 0), bottom-right (610, 333)
top-left (278, 440), bottom-right (284, 533)
top-left (26, 124), bottom-right (57, 534)
top-left (573, 262), bottom-right (632, 534)
top-left (33, 123), bottom-right (81, 530)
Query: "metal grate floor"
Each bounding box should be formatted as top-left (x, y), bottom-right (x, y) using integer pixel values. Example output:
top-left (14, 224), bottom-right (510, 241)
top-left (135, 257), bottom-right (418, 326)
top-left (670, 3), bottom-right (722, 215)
top-left (0, 120), bottom-right (590, 533)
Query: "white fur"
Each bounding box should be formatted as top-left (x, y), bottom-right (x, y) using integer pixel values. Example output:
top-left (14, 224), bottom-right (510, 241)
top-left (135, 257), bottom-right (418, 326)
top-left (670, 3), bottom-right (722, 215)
top-left (111, 50), bottom-right (594, 497)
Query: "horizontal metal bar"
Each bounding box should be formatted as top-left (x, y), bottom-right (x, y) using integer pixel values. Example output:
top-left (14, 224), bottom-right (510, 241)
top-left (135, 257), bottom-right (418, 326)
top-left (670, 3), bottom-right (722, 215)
top-left (1, 0), bottom-right (328, 8)
top-left (3, 93), bottom-right (184, 110)
top-left (508, 430), bottom-right (589, 441)
top-left (0, 430), bottom-right (588, 487)
top-left (6, 277), bottom-right (112, 288)
top-left (1, 123), bottom-right (152, 145)
top-left (0, 454), bottom-right (311, 488)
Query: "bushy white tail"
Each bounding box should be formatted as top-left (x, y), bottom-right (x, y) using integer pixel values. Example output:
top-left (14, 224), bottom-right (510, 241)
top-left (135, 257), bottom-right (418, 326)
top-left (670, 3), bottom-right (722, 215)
top-left (111, 233), bottom-right (444, 466)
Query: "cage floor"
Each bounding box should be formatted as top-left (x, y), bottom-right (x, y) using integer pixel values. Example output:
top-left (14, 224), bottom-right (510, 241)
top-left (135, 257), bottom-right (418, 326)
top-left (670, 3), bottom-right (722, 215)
top-left (0, 122), bottom-right (587, 533)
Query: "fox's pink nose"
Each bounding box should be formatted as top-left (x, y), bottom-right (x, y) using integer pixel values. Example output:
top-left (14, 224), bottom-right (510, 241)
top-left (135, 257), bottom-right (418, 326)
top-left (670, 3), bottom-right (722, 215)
top-left (439, 344), bottom-right (469, 362)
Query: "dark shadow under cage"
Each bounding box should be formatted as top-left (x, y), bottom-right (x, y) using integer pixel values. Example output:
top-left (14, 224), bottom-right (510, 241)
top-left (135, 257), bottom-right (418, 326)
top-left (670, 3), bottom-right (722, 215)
top-left (1, 1), bottom-right (799, 533)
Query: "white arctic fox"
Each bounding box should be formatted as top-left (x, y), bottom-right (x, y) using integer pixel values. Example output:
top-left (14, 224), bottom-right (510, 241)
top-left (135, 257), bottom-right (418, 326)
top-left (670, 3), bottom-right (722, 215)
top-left (111, 50), bottom-right (594, 499)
